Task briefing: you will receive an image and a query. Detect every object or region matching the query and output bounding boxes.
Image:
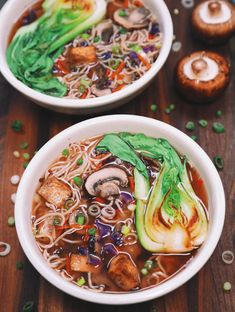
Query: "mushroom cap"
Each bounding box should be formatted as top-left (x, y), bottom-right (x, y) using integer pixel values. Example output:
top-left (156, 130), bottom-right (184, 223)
top-left (175, 51), bottom-right (230, 103)
top-left (192, 0), bottom-right (235, 44)
top-left (113, 7), bottom-right (150, 30)
top-left (85, 166), bottom-right (129, 197)
top-left (95, 19), bottom-right (114, 43)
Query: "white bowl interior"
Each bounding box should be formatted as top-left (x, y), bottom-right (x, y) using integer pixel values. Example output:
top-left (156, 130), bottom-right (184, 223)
top-left (0, 0), bottom-right (173, 111)
top-left (15, 115), bottom-right (225, 305)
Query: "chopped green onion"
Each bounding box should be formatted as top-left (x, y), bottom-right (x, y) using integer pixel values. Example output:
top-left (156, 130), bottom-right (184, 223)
top-left (79, 85), bottom-right (86, 93)
top-left (76, 213), bottom-right (85, 225)
top-left (88, 227), bottom-right (97, 236)
top-left (22, 301), bottom-right (34, 312)
top-left (164, 107), bottom-right (171, 114)
top-left (77, 158), bottom-right (84, 166)
top-left (19, 142), bottom-right (29, 150)
top-left (128, 43), bottom-right (142, 52)
top-left (121, 225), bottom-right (130, 235)
top-left (141, 268), bottom-right (148, 275)
top-left (23, 162), bottom-right (29, 169)
top-left (185, 121), bottom-right (195, 131)
top-left (119, 9), bottom-right (127, 17)
top-left (64, 199), bottom-right (74, 210)
top-left (150, 104), bottom-right (157, 112)
top-left (11, 120), bottom-right (23, 132)
top-left (77, 276), bottom-right (86, 286)
top-left (112, 45), bottom-right (121, 54)
top-left (108, 59), bottom-right (120, 70)
top-left (62, 149), bottom-right (69, 157)
top-left (80, 78), bottom-right (92, 88)
top-left (16, 261), bottom-right (24, 270)
top-left (191, 135), bottom-right (197, 141)
top-left (213, 155), bottom-right (224, 170)
top-left (8, 216), bottom-right (15, 227)
top-left (23, 153), bottom-right (30, 160)
top-left (223, 281), bottom-right (232, 292)
top-left (93, 36), bottom-right (100, 43)
top-left (119, 27), bottom-right (127, 34)
top-left (144, 260), bottom-right (154, 270)
top-left (216, 110), bottom-right (222, 117)
top-left (169, 104), bottom-right (175, 111)
top-left (198, 119), bottom-right (208, 128)
top-left (212, 122), bottom-right (225, 133)
top-left (53, 216), bottom-right (61, 225)
top-left (73, 176), bottom-right (83, 187)
top-left (81, 33), bottom-right (90, 39)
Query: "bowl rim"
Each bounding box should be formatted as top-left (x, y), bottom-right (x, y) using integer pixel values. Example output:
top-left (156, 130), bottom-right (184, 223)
top-left (15, 115), bottom-right (225, 305)
top-left (0, 0), bottom-right (173, 109)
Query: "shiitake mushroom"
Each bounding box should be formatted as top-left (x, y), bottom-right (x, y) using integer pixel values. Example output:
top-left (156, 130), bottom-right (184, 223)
top-left (192, 0), bottom-right (235, 44)
top-left (175, 51), bottom-right (230, 103)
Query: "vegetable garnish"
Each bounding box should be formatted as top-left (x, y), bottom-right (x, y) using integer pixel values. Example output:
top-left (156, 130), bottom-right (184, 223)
top-left (73, 176), bottom-right (83, 187)
top-left (23, 153), bottom-right (30, 160)
top-left (222, 250), bottom-right (234, 265)
top-left (165, 104), bottom-right (175, 114)
top-left (77, 276), bottom-right (86, 286)
top-left (0, 242), bottom-right (11, 256)
top-left (213, 155), bottom-right (224, 170)
top-left (119, 27), bottom-right (127, 34)
top-left (150, 104), bottom-right (157, 112)
top-left (10, 175), bottom-right (20, 185)
top-left (185, 121), bottom-right (195, 131)
top-left (121, 225), bottom-right (130, 235)
top-left (93, 36), bottom-right (100, 43)
top-left (212, 122), bottom-right (225, 133)
top-left (11, 120), bottom-right (23, 132)
top-left (76, 213), bottom-right (85, 225)
top-left (53, 216), bottom-right (61, 226)
top-left (16, 261), bottom-right (24, 270)
top-left (223, 282), bottom-right (232, 292)
top-left (144, 260), bottom-right (154, 270)
top-left (141, 268), bottom-right (148, 275)
top-left (112, 45), bottom-right (121, 55)
top-left (137, 53), bottom-right (151, 70)
top-left (81, 33), bottom-right (90, 39)
top-left (77, 158), bottom-right (84, 166)
top-left (13, 151), bottom-right (20, 158)
top-left (216, 110), bottom-right (222, 117)
top-left (88, 227), bottom-right (97, 236)
top-left (23, 162), bottom-right (29, 169)
top-left (62, 149), bottom-right (69, 157)
top-left (119, 9), bottom-right (127, 17)
top-left (22, 301), bottom-right (34, 312)
top-left (198, 119), bottom-right (208, 128)
top-left (19, 142), bottom-right (29, 150)
top-left (8, 216), bottom-right (15, 227)
top-left (191, 135), bottom-right (197, 141)
top-left (110, 61), bottom-right (125, 79)
top-left (11, 193), bottom-right (16, 204)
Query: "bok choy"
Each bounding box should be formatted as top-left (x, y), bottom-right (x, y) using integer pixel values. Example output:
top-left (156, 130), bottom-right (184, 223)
top-left (7, 0), bottom-right (106, 97)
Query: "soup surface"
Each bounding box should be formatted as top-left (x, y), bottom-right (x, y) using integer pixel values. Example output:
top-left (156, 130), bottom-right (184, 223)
top-left (7, 0), bottom-right (161, 99)
top-left (32, 133), bottom-right (209, 292)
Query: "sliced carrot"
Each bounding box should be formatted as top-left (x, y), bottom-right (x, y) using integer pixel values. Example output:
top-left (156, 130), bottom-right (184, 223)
top-left (123, 0), bottom-right (129, 7)
top-left (55, 59), bottom-right (70, 75)
top-left (110, 61), bottom-right (125, 79)
top-left (133, 0), bottom-right (143, 7)
top-left (80, 89), bottom-right (88, 99)
top-left (112, 84), bottom-right (125, 93)
top-left (129, 176), bottom-right (135, 193)
top-left (148, 34), bottom-right (155, 40)
top-left (106, 68), bottom-right (111, 77)
top-left (137, 53), bottom-right (151, 70)
top-left (94, 197), bottom-right (106, 204)
top-left (66, 256), bottom-right (72, 275)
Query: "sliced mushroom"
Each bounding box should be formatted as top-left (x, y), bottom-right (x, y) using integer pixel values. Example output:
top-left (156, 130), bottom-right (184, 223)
top-left (91, 84), bottom-right (111, 97)
top-left (85, 166), bottom-right (128, 197)
top-left (113, 7), bottom-right (150, 30)
top-left (96, 19), bottom-right (114, 42)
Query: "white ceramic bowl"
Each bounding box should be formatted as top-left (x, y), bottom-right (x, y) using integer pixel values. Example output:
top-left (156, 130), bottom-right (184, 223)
top-left (0, 0), bottom-right (173, 114)
top-left (15, 115), bottom-right (225, 305)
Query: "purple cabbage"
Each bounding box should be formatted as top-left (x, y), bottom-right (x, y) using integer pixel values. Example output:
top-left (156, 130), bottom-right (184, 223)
top-left (95, 220), bottom-right (112, 239)
top-left (143, 45), bottom-right (155, 53)
top-left (88, 254), bottom-right (101, 266)
top-left (111, 231), bottom-right (122, 246)
top-left (129, 51), bottom-right (138, 59)
top-left (78, 247), bottom-right (88, 255)
top-left (102, 243), bottom-right (118, 256)
top-left (101, 52), bottom-right (112, 60)
top-left (149, 23), bottom-right (160, 35)
top-left (120, 191), bottom-right (134, 204)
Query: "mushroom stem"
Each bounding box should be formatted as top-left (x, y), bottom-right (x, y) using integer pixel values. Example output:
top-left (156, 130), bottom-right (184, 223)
top-left (191, 58), bottom-right (208, 76)
top-left (208, 1), bottom-right (221, 16)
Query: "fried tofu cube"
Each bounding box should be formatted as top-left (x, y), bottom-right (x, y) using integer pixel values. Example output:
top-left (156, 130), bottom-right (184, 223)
top-left (108, 253), bottom-right (140, 290)
top-left (38, 176), bottom-right (71, 208)
top-left (69, 46), bottom-right (97, 65)
top-left (70, 254), bottom-right (100, 273)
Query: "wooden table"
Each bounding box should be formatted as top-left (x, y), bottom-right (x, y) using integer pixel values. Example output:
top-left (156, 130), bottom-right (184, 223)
top-left (0, 1), bottom-right (234, 311)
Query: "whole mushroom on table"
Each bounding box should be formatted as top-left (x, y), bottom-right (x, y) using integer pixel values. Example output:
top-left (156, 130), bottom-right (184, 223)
top-left (192, 0), bottom-right (235, 44)
top-left (175, 51), bottom-right (230, 103)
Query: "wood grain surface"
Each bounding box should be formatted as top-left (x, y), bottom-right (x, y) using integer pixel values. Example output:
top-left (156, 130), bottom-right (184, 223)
top-left (0, 1), bottom-right (234, 311)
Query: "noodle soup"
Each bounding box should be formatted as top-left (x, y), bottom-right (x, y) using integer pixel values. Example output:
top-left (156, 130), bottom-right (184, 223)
top-left (7, 0), bottom-right (162, 99)
top-left (32, 132), bottom-right (209, 292)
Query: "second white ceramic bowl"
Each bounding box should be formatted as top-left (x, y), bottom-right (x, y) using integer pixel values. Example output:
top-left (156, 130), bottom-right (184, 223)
top-left (15, 115), bottom-right (225, 305)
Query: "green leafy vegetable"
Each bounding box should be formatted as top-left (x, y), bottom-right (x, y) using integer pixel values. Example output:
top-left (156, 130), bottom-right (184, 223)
top-left (7, 0), bottom-right (107, 97)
